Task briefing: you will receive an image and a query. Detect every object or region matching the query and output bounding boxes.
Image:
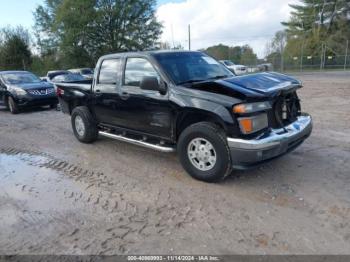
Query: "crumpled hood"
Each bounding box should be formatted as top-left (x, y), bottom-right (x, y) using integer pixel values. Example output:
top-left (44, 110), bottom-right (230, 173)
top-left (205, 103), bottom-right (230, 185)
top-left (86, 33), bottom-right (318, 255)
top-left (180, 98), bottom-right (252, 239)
top-left (219, 72), bottom-right (302, 97)
top-left (10, 82), bottom-right (54, 90)
top-left (179, 72), bottom-right (302, 102)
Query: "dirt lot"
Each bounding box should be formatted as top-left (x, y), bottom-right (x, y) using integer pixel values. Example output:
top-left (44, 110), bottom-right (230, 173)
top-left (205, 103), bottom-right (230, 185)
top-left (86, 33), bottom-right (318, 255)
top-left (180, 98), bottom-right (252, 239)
top-left (0, 71), bottom-right (349, 255)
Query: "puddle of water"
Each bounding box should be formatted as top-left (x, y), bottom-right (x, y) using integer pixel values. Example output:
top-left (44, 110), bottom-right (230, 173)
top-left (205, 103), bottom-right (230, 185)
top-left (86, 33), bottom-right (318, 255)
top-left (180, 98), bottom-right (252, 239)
top-left (0, 153), bottom-right (87, 216)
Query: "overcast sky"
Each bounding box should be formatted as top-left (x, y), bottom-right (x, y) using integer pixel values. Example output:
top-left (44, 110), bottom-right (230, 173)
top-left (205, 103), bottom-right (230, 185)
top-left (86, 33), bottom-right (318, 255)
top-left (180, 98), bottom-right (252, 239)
top-left (157, 0), bottom-right (300, 58)
top-left (0, 0), bottom-right (300, 58)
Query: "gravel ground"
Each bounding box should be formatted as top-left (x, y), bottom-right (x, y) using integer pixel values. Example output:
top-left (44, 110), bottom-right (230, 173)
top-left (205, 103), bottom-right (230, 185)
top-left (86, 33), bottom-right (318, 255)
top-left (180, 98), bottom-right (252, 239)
top-left (0, 71), bottom-right (349, 255)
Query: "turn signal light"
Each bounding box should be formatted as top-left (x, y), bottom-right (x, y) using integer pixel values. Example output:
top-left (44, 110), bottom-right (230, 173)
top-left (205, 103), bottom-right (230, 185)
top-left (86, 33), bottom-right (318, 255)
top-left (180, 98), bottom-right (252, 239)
top-left (238, 114), bottom-right (268, 134)
top-left (239, 118), bottom-right (253, 133)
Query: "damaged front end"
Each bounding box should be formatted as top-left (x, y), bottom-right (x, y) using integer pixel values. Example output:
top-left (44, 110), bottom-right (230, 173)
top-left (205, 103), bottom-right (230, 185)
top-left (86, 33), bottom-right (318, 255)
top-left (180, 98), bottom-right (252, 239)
top-left (219, 72), bottom-right (313, 169)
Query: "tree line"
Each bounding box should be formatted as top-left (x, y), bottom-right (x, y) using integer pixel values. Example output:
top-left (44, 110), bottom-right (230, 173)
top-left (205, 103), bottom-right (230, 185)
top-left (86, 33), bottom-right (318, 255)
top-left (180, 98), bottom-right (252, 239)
top-left (1, 0), bottom-right (349, 75)
top-left (0, 0), bottom-right (162, 75)
top-left (202, 44), bottom-right (259, 65)
top-left (266, 0), bottom-right (350, 71)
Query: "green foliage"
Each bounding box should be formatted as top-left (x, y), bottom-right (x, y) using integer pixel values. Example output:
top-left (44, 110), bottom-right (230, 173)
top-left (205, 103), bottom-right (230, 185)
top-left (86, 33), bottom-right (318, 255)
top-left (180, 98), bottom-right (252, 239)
top-left (282, 0), bottom-right (350, 56)
top-left (205, 44), bottom-right (258, 65)
top-left (240, 45), bottom-right (258, 65)
top-left (0, 26), bottom-right (32, 71)
top-left (34, 0), bottom-right (162, 69)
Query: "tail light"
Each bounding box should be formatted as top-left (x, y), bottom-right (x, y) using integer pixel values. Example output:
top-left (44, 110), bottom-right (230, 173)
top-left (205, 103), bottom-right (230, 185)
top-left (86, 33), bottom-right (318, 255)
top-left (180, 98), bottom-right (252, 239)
top-left (56, 87), bottom-right (64, 97)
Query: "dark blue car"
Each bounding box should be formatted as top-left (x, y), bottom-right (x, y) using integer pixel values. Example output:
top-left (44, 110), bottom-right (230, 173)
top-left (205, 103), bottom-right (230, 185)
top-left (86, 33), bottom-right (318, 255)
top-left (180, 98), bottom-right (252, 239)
top-left (0, 71), bottom-right (58, 114)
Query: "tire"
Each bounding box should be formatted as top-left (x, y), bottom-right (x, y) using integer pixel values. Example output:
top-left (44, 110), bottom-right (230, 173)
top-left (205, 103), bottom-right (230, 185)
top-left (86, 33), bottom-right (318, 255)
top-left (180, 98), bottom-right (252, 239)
top-left (71, 106), bottom-right (98, 143)
top-left (50, 103), bottom-right (58, 109)
top-left (3, 96), bottom-right (9, 110)
top-left (8, 96), bottom-right (19, 114)
top-left (177, 122), bottom-right (232, 183)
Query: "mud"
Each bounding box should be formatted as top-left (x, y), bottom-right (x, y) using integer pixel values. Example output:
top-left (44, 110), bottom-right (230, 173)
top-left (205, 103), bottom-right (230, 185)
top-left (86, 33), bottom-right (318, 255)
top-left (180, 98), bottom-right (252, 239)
top-left (0, 71), bottom-right (349, 254)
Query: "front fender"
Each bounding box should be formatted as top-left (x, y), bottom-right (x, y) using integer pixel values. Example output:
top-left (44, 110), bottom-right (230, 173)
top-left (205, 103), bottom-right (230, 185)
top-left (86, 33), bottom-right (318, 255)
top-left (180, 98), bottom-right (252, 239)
top-left (170, 88), bottom-right (240, 125)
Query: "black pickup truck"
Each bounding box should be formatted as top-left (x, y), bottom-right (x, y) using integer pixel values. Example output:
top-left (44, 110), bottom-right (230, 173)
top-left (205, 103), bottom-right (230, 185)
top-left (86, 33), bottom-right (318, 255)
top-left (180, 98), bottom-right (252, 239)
top-left (56, 51), bottom-right (312, 182)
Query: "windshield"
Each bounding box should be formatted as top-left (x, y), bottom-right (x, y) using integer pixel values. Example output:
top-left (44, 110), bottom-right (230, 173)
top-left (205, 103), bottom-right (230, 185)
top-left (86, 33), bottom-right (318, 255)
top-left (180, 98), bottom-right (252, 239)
top-left (2, 72), bottom-right (41, 85)
top-left (153, 52), bottom-right (233, 85)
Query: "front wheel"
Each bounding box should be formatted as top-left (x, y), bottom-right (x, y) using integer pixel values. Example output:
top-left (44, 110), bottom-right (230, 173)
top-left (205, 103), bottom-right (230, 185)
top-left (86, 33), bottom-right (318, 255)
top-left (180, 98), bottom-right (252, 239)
top-left (71, 106), bottom-right (98, 143)
top-left (177, 122), bottom-right (232, 182)
top-left (8, 96), bottom-right (19, 114)
top-left (50, 103), bottom-right (58, 109)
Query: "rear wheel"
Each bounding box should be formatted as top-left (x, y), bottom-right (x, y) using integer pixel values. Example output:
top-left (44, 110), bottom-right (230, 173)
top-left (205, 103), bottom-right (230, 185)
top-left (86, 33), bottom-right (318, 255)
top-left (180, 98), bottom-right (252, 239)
top-left (8, 96), bottom-right (19, 114)
top-left (71, 106), bottom-right (98, 143)
top-left (178, 122), bottom-right (232, 182)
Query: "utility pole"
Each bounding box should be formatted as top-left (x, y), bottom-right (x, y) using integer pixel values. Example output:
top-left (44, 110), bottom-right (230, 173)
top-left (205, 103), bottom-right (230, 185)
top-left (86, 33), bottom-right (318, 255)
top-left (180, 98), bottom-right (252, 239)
top-left (171, 24), bottom-right (175, 49)
top-left (300, 41), bottom-right (304, 72)
top-left (188, 24), bottom-right (191, 51)
top-left (323, 43), bottom-right (327, 69)
top-left (300, 22), bottom-right (305, 72)
top-left (320, 43), bottom-right (324, 71)
top-left (344, 40), bottom-right (349, 71)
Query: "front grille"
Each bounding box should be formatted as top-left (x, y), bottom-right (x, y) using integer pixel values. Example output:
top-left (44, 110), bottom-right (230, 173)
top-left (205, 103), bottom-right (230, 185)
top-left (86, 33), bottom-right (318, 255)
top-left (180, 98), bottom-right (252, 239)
top-left (269, 92), bottom-right (301, 128)
top-left (28, 88), bottom-right (55, 96)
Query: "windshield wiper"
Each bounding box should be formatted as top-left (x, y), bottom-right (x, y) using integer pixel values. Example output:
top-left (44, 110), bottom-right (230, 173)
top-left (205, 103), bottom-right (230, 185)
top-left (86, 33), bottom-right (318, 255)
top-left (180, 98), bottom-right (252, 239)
top-left (177, 79), bottom-right (206, 85)
top-left (206, 75), bottom-right (230, 80)
top-left (177, 75), bottom-right (230, 86)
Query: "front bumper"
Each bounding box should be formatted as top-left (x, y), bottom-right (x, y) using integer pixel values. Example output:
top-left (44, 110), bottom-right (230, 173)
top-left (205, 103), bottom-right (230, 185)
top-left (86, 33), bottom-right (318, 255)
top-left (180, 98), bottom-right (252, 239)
top-left (15, 95), bottom-right (58, 107)
top-left (227, 114), bottom-right (312, 169)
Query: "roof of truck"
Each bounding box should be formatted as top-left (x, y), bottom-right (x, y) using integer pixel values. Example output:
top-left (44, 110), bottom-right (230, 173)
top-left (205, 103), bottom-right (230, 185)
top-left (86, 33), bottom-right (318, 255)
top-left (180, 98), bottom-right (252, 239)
top-left (100, 50), bottom-right (201, 60)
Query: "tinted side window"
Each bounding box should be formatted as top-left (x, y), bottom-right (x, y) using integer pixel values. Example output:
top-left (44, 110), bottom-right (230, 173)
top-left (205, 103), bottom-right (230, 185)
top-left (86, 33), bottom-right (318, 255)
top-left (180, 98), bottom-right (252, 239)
top-left (124, 58), bottom-right (159, 87)
top-left (98, 59), bottom-right (121, 84)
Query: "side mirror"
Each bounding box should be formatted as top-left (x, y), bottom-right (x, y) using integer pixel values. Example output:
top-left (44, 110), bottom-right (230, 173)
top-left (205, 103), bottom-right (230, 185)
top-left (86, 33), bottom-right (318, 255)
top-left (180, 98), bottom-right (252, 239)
top-left (140, 76), bottom-right (167, 94)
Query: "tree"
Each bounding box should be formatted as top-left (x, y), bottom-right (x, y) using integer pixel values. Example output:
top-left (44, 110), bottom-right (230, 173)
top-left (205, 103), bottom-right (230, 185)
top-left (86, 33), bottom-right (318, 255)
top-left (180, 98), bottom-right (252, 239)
top-left (34, 0), bottom-right (162, 68)
top-left (205, 44), bottom-right (257, 65)
top-left (282, 0), bottom-right (350, 55)
top-left (269, 31), bottom-right (287, 71)
top-left (240, 45), bottom-right (258, 65)
top-left (0, 26), bottom-right (32, 70)
top-left (205, 44), bottom-right (230, 60)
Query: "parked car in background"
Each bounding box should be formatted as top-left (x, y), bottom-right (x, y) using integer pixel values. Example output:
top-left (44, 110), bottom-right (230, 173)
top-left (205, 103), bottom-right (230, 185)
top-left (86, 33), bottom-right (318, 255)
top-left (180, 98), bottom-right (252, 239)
top-left (56, 51), bottom-right (312, 182)
top-left (51, 73), bottom-right (91, 83)
top-left (0, 71), bottom-right (58, 114)
top-left (46, 70), bottom-right (70, 82)
top-left (68, 68), bottom-right (94, 80)
top-left (257, 63), bottom-right (273, 72)
top-left (220, 60), bottom-right (247, 75)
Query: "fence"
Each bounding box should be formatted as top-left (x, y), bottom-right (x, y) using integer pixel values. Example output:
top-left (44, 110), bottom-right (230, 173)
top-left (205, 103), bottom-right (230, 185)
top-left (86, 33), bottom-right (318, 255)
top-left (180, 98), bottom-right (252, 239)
top-left (268, 54), bottom-right (350, 72)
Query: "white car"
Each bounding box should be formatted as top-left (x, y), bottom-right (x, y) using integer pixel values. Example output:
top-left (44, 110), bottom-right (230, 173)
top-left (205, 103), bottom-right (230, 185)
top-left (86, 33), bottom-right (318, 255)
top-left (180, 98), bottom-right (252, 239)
top-left (220, 60), bottom-right (247, 75)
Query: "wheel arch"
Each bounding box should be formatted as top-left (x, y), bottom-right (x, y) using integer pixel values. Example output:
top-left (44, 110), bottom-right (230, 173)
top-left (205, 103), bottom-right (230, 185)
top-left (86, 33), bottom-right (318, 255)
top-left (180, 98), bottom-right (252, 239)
top-left (175, 109), bottom-right (229, 140)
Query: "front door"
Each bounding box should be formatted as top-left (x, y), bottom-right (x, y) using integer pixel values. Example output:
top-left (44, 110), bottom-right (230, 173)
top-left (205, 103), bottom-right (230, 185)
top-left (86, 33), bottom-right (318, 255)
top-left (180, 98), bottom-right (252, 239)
top-left (117, 57), bottom-right (173, 140)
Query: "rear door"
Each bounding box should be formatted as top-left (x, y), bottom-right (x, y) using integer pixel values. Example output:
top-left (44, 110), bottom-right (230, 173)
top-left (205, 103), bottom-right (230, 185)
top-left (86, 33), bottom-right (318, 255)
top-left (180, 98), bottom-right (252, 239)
top-left (93, 57), bottom-right (123, 125)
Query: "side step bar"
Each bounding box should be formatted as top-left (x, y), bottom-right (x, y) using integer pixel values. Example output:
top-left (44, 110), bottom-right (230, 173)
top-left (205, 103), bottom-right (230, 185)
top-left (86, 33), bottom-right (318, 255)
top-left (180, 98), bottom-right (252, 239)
top-left (98, 131), bottom-right (176, 153)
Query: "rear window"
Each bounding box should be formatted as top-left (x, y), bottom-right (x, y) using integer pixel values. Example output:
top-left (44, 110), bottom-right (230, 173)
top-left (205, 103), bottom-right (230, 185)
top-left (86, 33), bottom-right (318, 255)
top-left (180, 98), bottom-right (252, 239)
top-left (98, 59), bottom-right (121, 84)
